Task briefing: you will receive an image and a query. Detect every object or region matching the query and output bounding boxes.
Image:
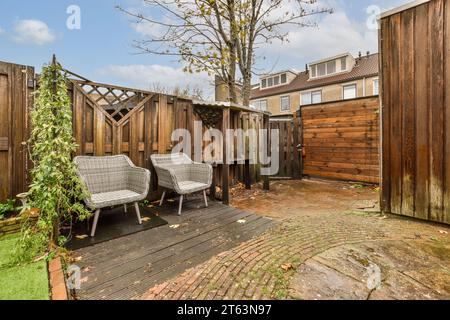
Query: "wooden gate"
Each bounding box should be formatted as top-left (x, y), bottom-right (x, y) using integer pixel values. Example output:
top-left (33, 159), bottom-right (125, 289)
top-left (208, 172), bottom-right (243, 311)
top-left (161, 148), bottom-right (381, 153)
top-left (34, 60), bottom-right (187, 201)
top-left (270, 117), bottom-right (302, 179)
top-left (300, 96), bottom-right (380, 183)
top-left (0, 61), bottom-right (34, 202)
top-left (380, 0), bottom-right (450, 224)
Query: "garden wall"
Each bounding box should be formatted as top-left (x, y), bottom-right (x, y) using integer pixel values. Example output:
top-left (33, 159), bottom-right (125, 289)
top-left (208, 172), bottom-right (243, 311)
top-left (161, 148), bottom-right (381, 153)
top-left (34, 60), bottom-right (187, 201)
top-left (298, 96), bottom-right (380, 184)
top-left (380, 0), bottom-right (450, 224)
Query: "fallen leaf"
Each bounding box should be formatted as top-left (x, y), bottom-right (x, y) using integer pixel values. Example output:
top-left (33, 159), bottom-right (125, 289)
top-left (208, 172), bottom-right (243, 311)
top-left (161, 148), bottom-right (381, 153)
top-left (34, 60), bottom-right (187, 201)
top-left (74, 256), bottom-right (83, 262)
top-left (281, 263), bottom-right (294, 272)
top-left (169, 224), bottom-right (180, 229)
top-left (147, 205), bottom-right (154, 208)
top-left (75, 234), bottom-right (88, 240)
top-left (141, 217), bottom-right (151, 222)
top-left (237, 219), bottom-right (246, 224)
top-left (439, 230), bottom-right (448, 235)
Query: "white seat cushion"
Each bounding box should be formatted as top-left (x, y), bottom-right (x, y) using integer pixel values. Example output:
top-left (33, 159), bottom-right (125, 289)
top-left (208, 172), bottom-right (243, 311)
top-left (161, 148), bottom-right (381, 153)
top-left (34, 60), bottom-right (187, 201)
top-left (177, 181), bottom-right (209, 194)
top-left (90, 190), bottom-right (142, 209)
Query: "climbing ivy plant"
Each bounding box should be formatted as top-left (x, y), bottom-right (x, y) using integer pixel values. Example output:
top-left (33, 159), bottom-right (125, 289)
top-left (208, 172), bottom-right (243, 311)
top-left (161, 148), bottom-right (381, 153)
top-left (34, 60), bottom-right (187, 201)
top-left (15, 57), bottom-right (90, 262)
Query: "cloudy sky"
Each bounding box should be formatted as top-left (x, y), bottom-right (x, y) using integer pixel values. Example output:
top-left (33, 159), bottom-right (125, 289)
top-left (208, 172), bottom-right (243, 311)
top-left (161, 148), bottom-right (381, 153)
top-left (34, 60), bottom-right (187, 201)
top-left (0, 0), bottom-right (411, 98)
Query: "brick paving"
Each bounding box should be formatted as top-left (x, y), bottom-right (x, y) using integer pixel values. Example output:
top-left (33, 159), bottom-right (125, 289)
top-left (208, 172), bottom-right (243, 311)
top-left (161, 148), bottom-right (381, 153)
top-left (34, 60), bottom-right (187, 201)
top-left (141, 180), bottom-right (450, 300)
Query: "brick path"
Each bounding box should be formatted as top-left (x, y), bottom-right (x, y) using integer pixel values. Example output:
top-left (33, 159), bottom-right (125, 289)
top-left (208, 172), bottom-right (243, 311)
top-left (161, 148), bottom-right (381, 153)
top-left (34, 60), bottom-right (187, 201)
top-left (140, 180), bottom-right (450, 300)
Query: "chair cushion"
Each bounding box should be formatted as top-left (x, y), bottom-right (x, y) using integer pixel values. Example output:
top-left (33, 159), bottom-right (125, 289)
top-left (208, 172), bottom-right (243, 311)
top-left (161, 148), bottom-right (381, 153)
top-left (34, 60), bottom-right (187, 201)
top-left (177, 181), bottom-right (209, 194)
top-left (89, 190), bottom-right (143, 209)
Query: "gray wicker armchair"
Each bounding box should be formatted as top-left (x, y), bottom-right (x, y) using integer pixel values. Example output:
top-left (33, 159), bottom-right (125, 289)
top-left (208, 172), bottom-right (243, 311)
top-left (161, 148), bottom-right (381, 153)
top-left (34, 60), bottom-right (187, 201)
top-left (74, 155), bottom-right (151, 237)
top-left (151, 153), bottom-right (213, 215)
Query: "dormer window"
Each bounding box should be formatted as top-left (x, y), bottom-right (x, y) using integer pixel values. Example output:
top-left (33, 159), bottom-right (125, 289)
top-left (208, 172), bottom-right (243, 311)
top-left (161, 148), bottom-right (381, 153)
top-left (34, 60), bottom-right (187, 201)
top-left (340, 57), bottom-right (347, 71)
top-left (308, 53), bottom-right (354, 80)
top-left (261, 72), bottom-right (289, 89)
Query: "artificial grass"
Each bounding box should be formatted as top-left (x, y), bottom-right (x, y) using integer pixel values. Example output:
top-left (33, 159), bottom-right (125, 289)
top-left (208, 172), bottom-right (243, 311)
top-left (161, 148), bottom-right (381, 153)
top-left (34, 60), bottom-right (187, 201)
top-left (0, 235), bottom-right (50, 300)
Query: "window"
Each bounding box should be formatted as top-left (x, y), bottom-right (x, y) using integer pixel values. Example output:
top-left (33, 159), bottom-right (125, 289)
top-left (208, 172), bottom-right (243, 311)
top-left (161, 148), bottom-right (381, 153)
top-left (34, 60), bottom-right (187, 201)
top-left (341, 57), bottom-right (347, 71)
top-left (273, 76), bottom-right (280, 86)
top-left (311, 66), bottom-right (316, 77)
top-left (317, 63), bottom-right (326, 77)
top-left (281, 73), bottom-right (287, 84)
top-left (268, 77), bottom-right (273, 87)
top-left (326, 61), bottom-right (336, 74)
top-left (280, 96), bottom-right (290, 111)
top-left (301, 90), bottom-right (322, 105)
top-left (343, 84), bottom-right (357, 100)
top-left (261, 79), bottom-right (267, 88)
top-left (301, 92), bottom-right (312, 106)
top-left (373, 79), bottom-right (379, 95)
top-left (312, 91), bottom-right (322, 104)
top-left (260, 100), bottom-right (268, 111)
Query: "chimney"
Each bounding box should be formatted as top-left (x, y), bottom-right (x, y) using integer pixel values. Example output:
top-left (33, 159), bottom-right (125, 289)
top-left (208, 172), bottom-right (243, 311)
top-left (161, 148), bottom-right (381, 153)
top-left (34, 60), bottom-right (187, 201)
top-left (366, 51), bottom-right (370, 57)
top-left (305, 64), bottom-right (308, 72)
top-left (215, 75), bottom-right (229, 102)
top-left (358, 51), bottom-right (362, 59)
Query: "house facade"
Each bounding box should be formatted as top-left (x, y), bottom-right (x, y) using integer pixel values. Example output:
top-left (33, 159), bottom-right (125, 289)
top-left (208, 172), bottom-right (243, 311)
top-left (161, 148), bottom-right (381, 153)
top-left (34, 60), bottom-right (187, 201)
top-left (250, 52), bottom-right (379, 116)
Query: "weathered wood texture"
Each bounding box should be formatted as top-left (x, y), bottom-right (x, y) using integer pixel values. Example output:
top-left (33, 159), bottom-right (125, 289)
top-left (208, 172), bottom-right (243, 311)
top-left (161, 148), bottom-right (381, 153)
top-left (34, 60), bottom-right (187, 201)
top-left (74, 199), bottom-right (278, 300)
top-left (0, 61), bottom-right (34, 203)
top-left (69, 80), bottom-right (265, 201)
top-left (0, 60), bottom-right (266, 203)
top-left (380, 0), bottom-right (450, 224)
top-left (270, 118), bottom-right (302, 178)
top-left (300, 96), bottom-right (380, 183)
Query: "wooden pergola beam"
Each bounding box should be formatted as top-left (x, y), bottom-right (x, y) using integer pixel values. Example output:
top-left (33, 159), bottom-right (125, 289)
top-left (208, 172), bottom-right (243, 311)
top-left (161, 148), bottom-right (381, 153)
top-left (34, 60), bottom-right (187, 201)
top-left (222, 107), bottom-right (230, 205)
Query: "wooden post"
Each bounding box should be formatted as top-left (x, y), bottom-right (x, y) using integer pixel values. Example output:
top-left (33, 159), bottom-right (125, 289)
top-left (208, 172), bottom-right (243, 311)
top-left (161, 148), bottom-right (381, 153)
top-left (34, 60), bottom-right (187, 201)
top-left (292, 110), bottom-right (302, 179)
top-left (244, 158), bottom-right (251, 189)
top-left (263, 114), bottom-right (270, 191)
top-left (210, 164), bottom-right (217, 201)
top-left (222, 108), bottom-right (230, 205)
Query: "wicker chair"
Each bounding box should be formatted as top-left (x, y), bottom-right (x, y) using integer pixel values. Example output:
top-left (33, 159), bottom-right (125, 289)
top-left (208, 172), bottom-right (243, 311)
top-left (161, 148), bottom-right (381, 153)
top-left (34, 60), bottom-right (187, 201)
top-left (151, 153), bottom-right (213, 215)
top-left (74, 155), bottom-right (151, 237)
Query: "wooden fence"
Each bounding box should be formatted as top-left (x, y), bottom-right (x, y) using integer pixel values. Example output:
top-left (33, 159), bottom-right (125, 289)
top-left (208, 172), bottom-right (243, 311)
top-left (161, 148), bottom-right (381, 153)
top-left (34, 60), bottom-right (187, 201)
top-left (0, 61), bottom-right (34, 202)
top-left (380, 0), bottom-right (450, 224)
top-left (270, 117), bottom-right (302, 179)
top-left (0, 60), bottom-right (269, 203)
top-left (299, 96), bottom-right (380, 183)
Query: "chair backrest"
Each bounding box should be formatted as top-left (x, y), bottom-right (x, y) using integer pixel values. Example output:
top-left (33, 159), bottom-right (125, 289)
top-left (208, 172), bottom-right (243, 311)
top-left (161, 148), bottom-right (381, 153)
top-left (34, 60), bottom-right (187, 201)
top-left (150, 153), bottom-right (192, 168)
top-left (74, 155), bottom-right (132, 194)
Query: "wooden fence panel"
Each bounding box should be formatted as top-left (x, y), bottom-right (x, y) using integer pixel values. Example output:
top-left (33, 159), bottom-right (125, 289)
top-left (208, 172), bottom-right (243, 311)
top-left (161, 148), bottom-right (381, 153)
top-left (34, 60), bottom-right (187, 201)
top-left (0, 61), bottom-right (34, 203)
top-left (380, 0), bottom-right (450, 224)
top-left (270, 118), bottom-right (301, 178)
top-left (300, 96), bottom-right (380, 183)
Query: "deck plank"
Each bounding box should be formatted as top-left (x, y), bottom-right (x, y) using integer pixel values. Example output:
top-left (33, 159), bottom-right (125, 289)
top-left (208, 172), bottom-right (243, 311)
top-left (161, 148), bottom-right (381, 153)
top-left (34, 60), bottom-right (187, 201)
top-left (74, 199), bottom-right (277, 300)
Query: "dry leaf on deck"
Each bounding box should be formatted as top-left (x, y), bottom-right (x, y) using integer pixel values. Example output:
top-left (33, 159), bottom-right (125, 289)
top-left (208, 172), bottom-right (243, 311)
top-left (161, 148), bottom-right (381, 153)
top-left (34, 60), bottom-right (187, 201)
top-left (169, 224), bottom-right (180, 229)
top-left (237, 219), bottom-right (246, 224)
top-left (439, 230), bottom-right (448, 235)
top-left (75, 234), bottom-right (88, 240)
top-left (141, 217), bottom-right (151, 222)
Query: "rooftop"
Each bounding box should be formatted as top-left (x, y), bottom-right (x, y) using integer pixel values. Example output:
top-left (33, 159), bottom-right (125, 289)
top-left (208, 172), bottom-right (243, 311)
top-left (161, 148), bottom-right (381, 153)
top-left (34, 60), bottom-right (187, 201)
top-left (251, 53), bottom-right (379, 100)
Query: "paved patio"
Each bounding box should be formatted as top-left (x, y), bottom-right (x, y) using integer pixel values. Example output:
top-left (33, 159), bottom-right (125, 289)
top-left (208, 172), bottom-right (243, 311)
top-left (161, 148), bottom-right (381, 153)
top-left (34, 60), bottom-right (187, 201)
top-left (72, 198), bottom-right (277, 300)
top-left (141, 179), bottom-right (450, 300)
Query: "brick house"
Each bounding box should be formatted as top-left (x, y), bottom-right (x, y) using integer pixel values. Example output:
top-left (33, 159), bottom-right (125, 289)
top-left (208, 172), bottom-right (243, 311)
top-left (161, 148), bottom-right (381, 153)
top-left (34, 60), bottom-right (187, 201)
top-left (250, 52), bottom-right (379, 116)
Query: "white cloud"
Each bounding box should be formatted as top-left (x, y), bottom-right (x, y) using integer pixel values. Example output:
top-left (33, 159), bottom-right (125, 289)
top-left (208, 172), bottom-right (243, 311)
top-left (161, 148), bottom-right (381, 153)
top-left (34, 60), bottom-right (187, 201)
top-left (97, 64), bottom-right (214, 98)
top-left (132, 20), bottom-right (166, 38)
top-left (0, 26), bottom-right (4, 35)
top-left (12, 19), bottom-right (55, 45)
top-left (257, 1), bottom-right (379, 72)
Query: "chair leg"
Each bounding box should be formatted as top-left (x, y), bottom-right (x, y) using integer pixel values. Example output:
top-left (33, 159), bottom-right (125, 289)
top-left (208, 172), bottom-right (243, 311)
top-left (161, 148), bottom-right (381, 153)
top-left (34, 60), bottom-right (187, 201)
top-left (203, 190), bottom-right (208, 208)
top-left (134, 202), bottom-right (142, 225)
top-left (124, 204), bottom-right (127, 213)
top-left (160, 191), bottom-right (166, 206)
top-left (90, 209), bottom-right (101, 237)
top-left (178, 195), bottom-right (184, 216)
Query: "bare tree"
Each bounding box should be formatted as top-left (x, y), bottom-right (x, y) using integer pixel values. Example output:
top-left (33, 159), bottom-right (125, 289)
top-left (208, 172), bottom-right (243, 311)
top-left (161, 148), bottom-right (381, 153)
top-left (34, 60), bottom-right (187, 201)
top-left (118, 0), bottom-right (332, 105)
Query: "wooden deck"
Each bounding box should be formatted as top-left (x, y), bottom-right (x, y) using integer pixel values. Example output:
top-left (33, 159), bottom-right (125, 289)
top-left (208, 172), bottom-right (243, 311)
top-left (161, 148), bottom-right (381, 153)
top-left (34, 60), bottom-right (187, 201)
top-left (73, 198), bottom-right (278, 300)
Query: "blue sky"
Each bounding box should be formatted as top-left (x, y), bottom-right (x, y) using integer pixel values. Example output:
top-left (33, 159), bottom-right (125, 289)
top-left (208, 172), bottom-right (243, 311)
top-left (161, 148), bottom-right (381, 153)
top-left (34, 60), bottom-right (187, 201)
top-left (0, 0), bottom-right (410, 97)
